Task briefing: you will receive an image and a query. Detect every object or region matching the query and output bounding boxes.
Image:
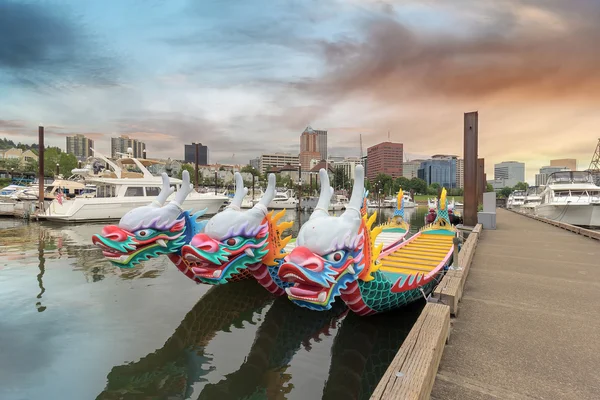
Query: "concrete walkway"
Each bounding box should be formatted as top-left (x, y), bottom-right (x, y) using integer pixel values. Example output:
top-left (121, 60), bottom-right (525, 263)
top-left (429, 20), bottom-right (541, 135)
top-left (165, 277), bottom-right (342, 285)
top-left (431, 208), bottom-right (600, 400)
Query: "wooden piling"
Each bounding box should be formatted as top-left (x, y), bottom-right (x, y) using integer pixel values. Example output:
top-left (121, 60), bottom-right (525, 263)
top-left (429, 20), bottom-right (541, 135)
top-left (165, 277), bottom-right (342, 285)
top-left (463, 112), bottom-right (478, 226)
top-left (38, 126), bottom-right (44, 211)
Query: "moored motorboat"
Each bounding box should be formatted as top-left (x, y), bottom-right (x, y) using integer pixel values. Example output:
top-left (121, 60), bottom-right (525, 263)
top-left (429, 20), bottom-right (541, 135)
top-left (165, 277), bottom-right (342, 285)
top-left (40, 154), bottom-right (227, 222)
top-left (535, 171), bottom-right (600, 227)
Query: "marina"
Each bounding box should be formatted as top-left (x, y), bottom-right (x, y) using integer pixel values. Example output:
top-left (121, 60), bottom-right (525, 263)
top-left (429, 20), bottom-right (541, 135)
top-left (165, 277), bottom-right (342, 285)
top-left (0, 206), bottom-right (433, 399)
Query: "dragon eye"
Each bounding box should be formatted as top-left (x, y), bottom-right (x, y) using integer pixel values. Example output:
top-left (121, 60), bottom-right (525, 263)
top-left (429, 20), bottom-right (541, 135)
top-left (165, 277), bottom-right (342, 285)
top-left (226, 238), bottom-right (238, 246)
top-left (136, 229), bottom-right (154, 238)
top-left (325, 250), bottom-right (345, 263)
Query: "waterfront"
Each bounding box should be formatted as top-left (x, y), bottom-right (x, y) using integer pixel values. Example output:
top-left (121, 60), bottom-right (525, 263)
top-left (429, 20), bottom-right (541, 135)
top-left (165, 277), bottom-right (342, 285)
top-left (0, 207), bottom-right (428, 400)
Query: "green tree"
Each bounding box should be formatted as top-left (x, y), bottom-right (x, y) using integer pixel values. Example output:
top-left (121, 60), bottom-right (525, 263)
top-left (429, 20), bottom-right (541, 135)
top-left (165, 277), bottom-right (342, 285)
top-left (409, 177), bottom-right (428, 195)
top-left (486, 183), bottom-right (494, 192)
top-left (394, 177), bottom-right (411, 193)
top-left (427, 183), bottom-right (441, 195)
top-left (177, 163), bottom-right (195, 180)
top-left (513, 181), bottom-right (529, 191)
top-left (499, 187), bottom-right (513, 198)
top-left (0, 157), bottom-right (21, 172)
top-left (241, 165), bottom-right (261, 178)
top-left (372, 173), bottom-right (394, 196)
top-left (58, 152), bottom-right (77, 177)
top-left (332, 166), bottom-right (350, 190)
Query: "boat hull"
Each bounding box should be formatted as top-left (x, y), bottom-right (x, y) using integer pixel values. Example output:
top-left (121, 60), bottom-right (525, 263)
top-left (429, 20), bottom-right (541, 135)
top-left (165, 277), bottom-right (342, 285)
top-left (39, 195), bottom-right (227, 222)
top-left (535, 203), bottom-right (600, 227)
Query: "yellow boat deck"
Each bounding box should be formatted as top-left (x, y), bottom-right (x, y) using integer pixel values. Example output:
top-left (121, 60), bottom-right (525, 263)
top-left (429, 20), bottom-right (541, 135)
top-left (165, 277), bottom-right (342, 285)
top-left (379, 232), bottom-right (454, 276)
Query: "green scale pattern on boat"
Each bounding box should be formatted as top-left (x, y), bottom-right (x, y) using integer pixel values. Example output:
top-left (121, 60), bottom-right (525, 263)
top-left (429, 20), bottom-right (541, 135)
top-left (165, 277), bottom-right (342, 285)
top-left (358, 271), bottom-right (440, 313)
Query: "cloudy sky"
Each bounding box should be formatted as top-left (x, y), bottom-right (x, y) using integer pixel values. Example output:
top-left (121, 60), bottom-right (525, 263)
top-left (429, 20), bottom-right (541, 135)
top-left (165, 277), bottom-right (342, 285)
top-left (1, 0), bottom-right (599, 182)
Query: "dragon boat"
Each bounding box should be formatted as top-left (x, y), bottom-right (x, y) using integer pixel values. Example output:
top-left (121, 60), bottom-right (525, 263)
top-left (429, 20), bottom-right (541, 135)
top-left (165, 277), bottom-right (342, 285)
top-left (374, 188), bottom-right (410, 252)
top-left (278, 165), bottom-right (457, 315)
top-left (91, 171), bottom-right (254, 282)
top-left (93, 169), bottom-right (408, 295)
top-left (180, 169), bottom-right (407, 294)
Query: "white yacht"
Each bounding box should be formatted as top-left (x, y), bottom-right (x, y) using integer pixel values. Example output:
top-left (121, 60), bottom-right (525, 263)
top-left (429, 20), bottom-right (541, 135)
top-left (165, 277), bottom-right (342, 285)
top-left (241, 188), bottom-right (264, 209)
top-left (38, 152), bottom-right (228, 222)
top-left (330, 194), bottom-right (348, 211)
top-left (535, 171), bottom-right (600, 226)
top-left (507, 190), bottom-right (526, 210)
top-left (520, 186), bottom-right (543, 214)
top-left (0, 184), bottom-right (27, 198)
top-left (268, 190), bottom-right (299, 210)
top-left (403, 194), bottom-right (416, 209)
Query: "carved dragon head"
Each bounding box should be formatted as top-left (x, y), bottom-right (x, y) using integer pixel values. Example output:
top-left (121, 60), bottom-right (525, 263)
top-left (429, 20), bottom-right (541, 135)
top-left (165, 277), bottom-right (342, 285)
top-left (278, 166), bottom-right (383, 311)
top-left (92, 171), bottom-right (205, 267)
top-left (181, 173), bottom-right (292, 284)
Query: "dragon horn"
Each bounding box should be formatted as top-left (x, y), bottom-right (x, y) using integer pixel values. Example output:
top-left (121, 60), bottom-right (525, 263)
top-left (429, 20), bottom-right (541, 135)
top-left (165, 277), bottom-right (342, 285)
top-left (342, 165), bottom-right (364, 220)
top-left (171, 170), bottom-right (193, 208)
top-left (249, 173), bottom-right (276, 216)
top-left (150, 172), bottom-right (174, 207)
top-left (228, 172), bottom-right (248, 210)
top-left (310, 168), bottom-right (333, 220)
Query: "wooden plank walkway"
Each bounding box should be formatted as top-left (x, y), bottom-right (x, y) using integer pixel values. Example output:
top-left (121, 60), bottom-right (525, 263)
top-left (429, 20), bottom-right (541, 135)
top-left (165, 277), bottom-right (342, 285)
top-left (431, 208), bottom-right (600, 400)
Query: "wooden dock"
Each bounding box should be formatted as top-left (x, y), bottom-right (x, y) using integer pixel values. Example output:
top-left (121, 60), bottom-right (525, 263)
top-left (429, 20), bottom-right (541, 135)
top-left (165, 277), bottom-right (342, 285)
top-left (431, 208), bottom-right (600, 399)
top-left (371, 224), bottom-right (482, 400)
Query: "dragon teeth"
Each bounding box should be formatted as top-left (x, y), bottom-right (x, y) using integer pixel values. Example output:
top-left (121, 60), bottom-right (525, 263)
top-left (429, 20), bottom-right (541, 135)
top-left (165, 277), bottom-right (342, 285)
top-left (285, 287), bottom-right (292, 296)
top-left (213, 270), bottom-right (221, 278)
top-left (317, 292), bottom-right (327, 302)
top-left (347, 265), bottom-right (355, 275)
top-left (244, 248), bottom-right (254, 257)
top-left (156, 239), bottom-right (167, 248)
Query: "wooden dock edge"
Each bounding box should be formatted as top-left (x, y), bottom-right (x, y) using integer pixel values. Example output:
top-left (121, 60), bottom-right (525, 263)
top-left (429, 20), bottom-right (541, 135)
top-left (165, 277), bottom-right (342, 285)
top-left (508, 210), bottom-right (600, 241)
top-left (432, 223), bottom-right (483, 316)
top-left (370, 303), bottom-right (450, 400)
top-left (370, 225), bottom-right (482, 400)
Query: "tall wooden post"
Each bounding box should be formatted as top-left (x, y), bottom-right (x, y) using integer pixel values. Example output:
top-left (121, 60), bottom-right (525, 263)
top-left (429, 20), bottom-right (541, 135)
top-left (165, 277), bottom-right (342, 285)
top-left (464, 112), bottom-right (478, 226)
top-left (38, 126), bottom-right (45, 211)
top-left (477, 158), bottom-right (485, 204)
top-left (214, 171), bottom-right (217, 195)
top-left (252, 174), bottom-right (255, 202)
top-left (194, 143), bottom-right (199, 191)
top-left (297, 164), bottom-right (302, 211)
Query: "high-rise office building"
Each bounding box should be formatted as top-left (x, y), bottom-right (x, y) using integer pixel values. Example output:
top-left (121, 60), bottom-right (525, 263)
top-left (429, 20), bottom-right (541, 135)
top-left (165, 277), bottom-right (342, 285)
top-left (493, 161), bottom-right (525, 187)
top-left (111, 135), bottom-right (146, 159)
top-left (418, 155), bottom-right (458, 188)
top-left (258, 153), bottom-right (300, 174)
top-left (550, 159), bottom-right (577, 172)
top-left (366, 142), bottom-right (403, 181)
top-left (66, 134), bottom-right (94, 160)
top-left (456, 158), bottom-right (464, 189)
top-left (299, 126), bottom-right (327, 169)
top-left (184, 143), bottom-right (208, 165)
top-left (403, 160), bottom-right (423, 179)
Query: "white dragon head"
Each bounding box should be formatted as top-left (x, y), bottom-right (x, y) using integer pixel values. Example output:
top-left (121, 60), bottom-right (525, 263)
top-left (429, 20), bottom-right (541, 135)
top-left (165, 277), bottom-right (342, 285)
top-left (181, 172), bottom-right (292, 283)
top-left (278, 166), bottom-right (382, 310)
top-left (92, 171), bottom-right (206, 267)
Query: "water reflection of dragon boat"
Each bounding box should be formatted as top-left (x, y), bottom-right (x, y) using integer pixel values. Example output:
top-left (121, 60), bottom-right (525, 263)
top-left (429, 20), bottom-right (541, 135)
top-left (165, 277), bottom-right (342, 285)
top-left (97, 281), bottom-right (274, 399)
top-left (96, 281), bottom-right (347, 399)
top-left (279, 166), bottom-right (456, 315)
top-left (321, 304), bottom-right (422, 399)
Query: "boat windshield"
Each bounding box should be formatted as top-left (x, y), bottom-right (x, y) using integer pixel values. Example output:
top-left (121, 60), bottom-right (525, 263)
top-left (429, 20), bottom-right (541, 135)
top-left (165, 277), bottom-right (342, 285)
top-left (547, 171), bottom-right (594, 185)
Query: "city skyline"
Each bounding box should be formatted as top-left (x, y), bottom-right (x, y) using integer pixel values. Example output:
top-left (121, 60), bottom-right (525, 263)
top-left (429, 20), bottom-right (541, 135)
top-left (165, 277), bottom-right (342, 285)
top-left (1, 0), bottom-right (598, 182)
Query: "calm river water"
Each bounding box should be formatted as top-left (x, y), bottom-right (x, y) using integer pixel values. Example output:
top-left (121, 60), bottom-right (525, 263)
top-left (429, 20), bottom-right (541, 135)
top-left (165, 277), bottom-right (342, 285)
top-left (1, 206), bottom-right (428, 400)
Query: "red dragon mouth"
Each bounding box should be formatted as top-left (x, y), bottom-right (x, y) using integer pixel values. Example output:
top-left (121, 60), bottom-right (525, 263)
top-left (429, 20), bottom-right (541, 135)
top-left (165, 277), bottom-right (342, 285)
top-left (180, 245), bottom-right (243, 280)
top-left (279, 262), bottom-right (331, 304)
